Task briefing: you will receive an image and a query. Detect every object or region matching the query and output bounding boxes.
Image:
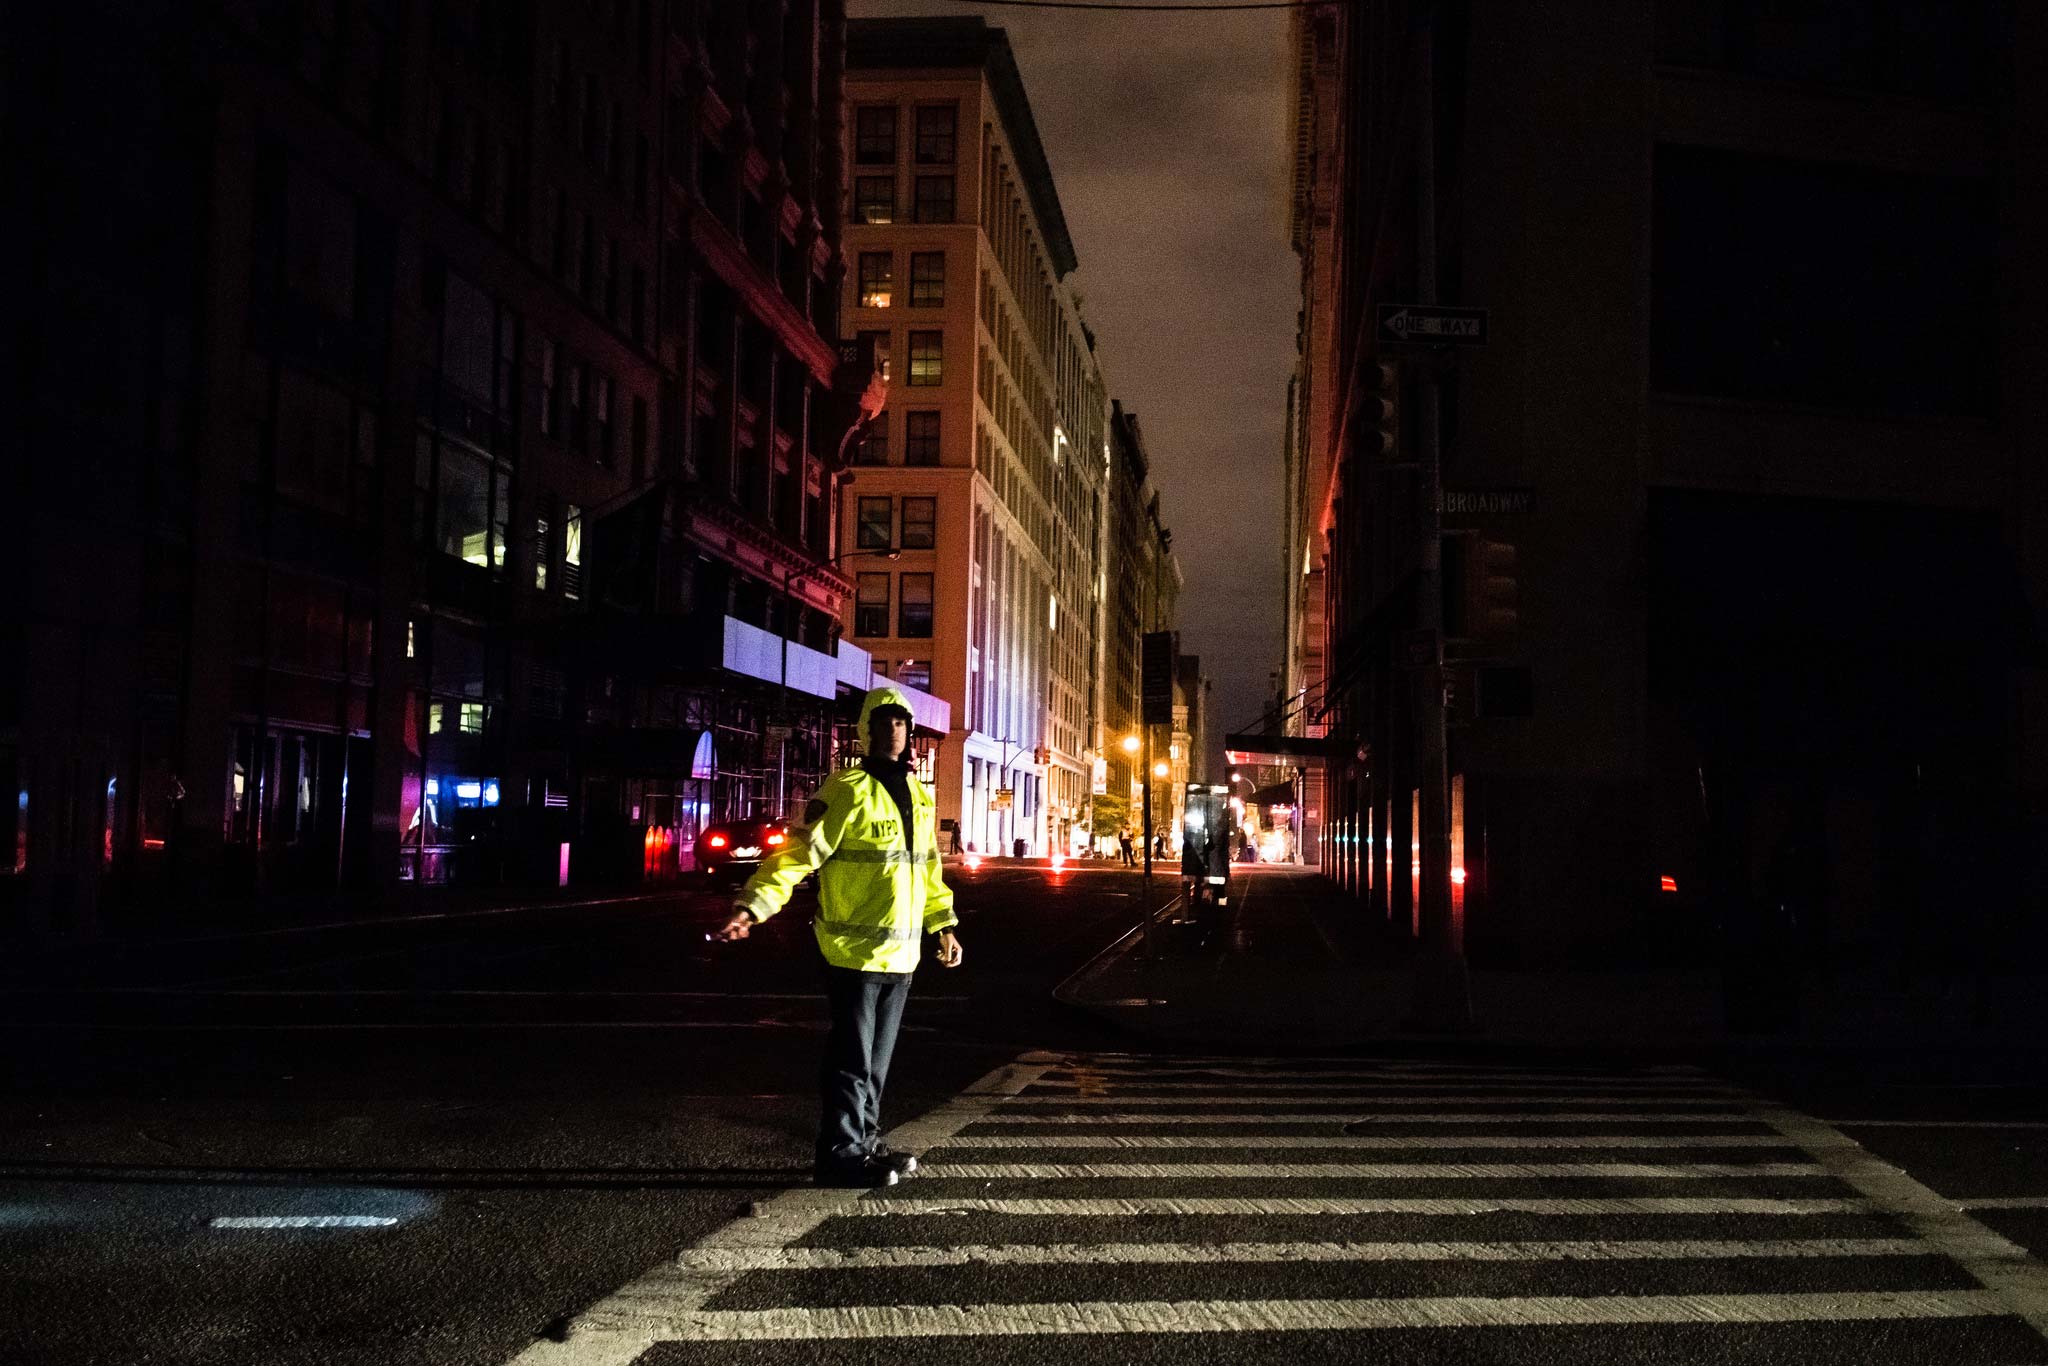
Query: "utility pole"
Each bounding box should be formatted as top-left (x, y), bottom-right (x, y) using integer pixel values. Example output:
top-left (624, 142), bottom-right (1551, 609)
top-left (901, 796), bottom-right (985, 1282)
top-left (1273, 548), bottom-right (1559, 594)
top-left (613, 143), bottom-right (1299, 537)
top-left (1410, 1), bottom-right (1471, 1031)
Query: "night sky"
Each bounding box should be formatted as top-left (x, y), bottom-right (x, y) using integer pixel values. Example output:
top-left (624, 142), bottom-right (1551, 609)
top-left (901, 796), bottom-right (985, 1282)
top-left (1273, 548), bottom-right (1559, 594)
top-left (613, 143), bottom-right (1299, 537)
top-left (853, 0), bottom-right (1299, 764)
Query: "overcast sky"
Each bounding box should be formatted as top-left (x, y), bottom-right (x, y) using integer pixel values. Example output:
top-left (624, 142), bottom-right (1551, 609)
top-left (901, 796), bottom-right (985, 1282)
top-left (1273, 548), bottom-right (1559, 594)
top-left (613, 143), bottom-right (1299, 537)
top-left (851, 0), bottom-right (1299, 764)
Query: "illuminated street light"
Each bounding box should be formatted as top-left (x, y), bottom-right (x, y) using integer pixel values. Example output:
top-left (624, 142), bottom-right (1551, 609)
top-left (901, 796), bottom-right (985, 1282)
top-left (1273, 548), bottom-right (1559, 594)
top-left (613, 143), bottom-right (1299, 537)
top-left (1152, 761), bottom-right (1168, 778)
top-left (1121, 735), bottom-right (1140, 754)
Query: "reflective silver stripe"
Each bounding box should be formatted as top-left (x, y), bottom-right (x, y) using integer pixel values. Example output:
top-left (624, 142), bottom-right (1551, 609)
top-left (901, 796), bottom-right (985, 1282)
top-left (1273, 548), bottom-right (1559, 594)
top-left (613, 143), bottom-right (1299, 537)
top-left (815, 918), bottom-right (922, 943)
top-left (834, 849), bottom-right (934, 865)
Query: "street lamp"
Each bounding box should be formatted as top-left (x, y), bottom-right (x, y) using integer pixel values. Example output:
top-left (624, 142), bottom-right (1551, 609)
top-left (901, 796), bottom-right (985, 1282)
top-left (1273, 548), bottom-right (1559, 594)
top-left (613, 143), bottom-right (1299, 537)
top-left (1152, 761), bottom-right (1168, 779)
top-left (1121, 735), bottom-right (1140, 754)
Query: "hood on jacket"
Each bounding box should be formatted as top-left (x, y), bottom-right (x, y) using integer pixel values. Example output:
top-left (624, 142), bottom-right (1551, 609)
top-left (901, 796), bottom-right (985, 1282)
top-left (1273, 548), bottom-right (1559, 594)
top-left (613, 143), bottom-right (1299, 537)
top-left (858, 684), bottom-right (917, 743)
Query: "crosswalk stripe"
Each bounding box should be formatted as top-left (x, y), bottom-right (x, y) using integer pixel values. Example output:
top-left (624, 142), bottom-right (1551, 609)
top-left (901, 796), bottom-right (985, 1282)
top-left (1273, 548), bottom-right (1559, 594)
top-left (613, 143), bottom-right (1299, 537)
top-left (916, 1161), bottom-right (1827, 1180)
top-left (994, 1095), bottom-right (1746, 1107)
top-left (830, 1196), bottom-right (1872, 1217)
top-left (963, 1112), bottom-right (1764, 1126)
top-left (1044, 1069), bottom-right (1721, 1085)
top-left (1036, 1074), bottom-right (1741, 1090)
top-left (674, 1237), bottom-right (1933, 1272)
top-left (1025, 1081), bottom-right (1742, 1094)
top-left (643, 1289), bottom-right (2008, 1340)
top-left (936, 1133), bottom-right (1796, 1149)
top-left (506, 1055), bottom-right (1058, 1366)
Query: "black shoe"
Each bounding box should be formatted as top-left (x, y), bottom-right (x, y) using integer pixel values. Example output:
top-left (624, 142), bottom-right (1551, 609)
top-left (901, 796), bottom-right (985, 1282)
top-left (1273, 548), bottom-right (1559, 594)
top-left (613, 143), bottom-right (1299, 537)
top-left (869, 1146), bottom-right (919, 1176)
top-left (813, 1155), bottom-right (899, 1189)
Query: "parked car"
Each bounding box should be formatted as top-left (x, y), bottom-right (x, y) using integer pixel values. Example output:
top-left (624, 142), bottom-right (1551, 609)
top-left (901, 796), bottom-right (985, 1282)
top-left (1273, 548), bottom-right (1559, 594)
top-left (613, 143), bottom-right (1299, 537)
top-left (695, 819), bottom-right (792, 884)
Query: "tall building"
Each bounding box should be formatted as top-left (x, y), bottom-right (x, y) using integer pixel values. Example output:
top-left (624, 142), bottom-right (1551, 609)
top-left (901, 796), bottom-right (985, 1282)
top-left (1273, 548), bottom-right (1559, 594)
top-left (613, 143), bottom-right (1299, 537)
top-left (1279, 0), bottom-right (2047, 965)
top-left (839, 17), bottom-right (1113, 857)
top-left (6, 0), bottom-right (950, 936)
top-left (1103, 404), bottom-right (1184, 851)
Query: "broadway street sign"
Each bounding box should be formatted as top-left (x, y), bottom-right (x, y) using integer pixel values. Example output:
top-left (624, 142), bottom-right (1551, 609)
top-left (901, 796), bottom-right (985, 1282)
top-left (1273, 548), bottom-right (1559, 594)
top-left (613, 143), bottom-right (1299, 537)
top-left (1376, 304), bottom-right (1489, 346)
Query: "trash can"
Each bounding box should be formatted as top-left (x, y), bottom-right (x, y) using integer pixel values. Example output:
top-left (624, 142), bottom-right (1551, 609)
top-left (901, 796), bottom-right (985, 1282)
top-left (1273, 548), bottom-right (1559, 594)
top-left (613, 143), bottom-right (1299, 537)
top-left (1013, 837), bottom-right (1027, 859)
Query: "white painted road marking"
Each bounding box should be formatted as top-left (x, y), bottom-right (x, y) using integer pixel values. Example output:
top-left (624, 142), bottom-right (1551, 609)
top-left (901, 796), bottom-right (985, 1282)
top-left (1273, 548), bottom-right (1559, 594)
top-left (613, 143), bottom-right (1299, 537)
top-left (675, 1237), bottom-right (1935, 1273)
top-left (962, 1111), bottom-right (1761, 1125)
top-left (938, 1132), bottom-right (1796, 1149)
top-left (915, 1160), bottom-right (1826, 1180)
top-left (1960, 1197), bottom-right (2048, 1210)
top-left (627, 1290), bottom-right (2011, 1341)
top-left (996, 1094), bottom-right (1745, 1106)
top-left (826, 1195), bottom-right (1872, 1217)
top-left (1758, 1105), bottom-right (2048, 1341)
top-left (210, 1215), bottom-right (397, 1229)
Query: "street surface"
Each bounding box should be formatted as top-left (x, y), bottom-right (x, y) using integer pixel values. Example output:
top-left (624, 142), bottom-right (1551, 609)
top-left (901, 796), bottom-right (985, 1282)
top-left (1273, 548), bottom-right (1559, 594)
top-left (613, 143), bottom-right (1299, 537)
top-left (4, 866), bottom-right (2047, 1364)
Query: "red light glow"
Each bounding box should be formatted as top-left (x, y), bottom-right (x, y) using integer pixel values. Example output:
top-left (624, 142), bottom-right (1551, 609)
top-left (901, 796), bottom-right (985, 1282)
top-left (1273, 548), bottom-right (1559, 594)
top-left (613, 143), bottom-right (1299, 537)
top-left (964, 854), bottom-right (982, 871)
top-left (1660, 875), bottom-right (1679, 893)
top-left (767, 833), bottom-right (784, 845)
top-left (1451, 867), bottom-right (1467, 886)
top-left (1051, 852), bottom-right (1066, 871)
top-left (708, 835), bottom-right (727, 849)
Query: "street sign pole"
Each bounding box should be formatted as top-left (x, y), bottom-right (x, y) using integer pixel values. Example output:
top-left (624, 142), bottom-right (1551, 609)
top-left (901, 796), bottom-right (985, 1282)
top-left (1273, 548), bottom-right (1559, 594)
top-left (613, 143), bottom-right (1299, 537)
top-left (1409, 3), bottom-right (1471, 1032)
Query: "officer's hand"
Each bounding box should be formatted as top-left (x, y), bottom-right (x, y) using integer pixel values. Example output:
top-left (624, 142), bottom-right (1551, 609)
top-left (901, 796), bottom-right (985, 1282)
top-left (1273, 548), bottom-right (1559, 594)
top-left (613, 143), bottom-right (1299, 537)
top-left (711, 910), bottom-right (754, 942)
top-left (936, 930), bottom-right (963, 968)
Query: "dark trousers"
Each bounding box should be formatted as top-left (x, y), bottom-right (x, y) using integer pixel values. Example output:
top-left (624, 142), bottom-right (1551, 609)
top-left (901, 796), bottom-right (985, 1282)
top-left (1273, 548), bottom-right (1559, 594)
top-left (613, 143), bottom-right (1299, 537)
top-left (817, 964), bottom-right (913, 1165)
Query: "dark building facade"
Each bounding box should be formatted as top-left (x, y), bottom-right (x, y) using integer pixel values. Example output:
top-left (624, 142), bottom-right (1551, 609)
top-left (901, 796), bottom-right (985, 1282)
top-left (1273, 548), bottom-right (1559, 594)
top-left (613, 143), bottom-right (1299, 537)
top-left (4, 0), bottom-right (926, 937)
top-left (1281, 0), bottom-right (2047, 967)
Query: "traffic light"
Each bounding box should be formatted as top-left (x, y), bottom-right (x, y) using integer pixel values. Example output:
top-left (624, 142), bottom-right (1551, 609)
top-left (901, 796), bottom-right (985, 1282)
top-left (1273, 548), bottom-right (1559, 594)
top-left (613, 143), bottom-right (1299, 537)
top-left (1369, 359), bottom-right (1400, 458)
top-left (1444, 533), bottom-right (1519, 643)
top-left (1469, 536), bottom-right (1519, 638)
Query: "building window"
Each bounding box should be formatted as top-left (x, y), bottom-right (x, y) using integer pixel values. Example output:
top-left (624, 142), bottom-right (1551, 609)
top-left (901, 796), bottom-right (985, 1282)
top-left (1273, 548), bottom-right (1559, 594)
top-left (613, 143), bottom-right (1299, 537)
top-left (854, 105), bottom-right (896, 164)
top-left (855, 573), bottom-right (890, 637)
top-left (914, 105), bottom-right (956, 164)
top-left (567, 361), bottom-right (586, 447)
top-left (538, 338), bottom-right (558, 436)
top-left (909, 251), bottom-right (944, 307)
top-left (857, 496), bottom-right (893, 549)
top-left (897, 659), bottom-right (932, 691)
top-left (421, 434), bottom-right (508, 569)
top-left (899, 573), bottom-right (934, 638)
top-left (907, 331), bottom-right (942, 386)
top-left (533, 511), bottom-right (550, 590)
top-left (594, 374), bottom-right (614, 465)
top-left (854, 176), bottom-right (894, 225)
top-left (901, 496), bottom-right (935, 548)
top-left (857, 251), bottom-right (893, 309)
top-left (913, 176), bottom-right (955, 224)
top-left (856, 415), bottom-right (889, 465)
top-left (857, 328), bottom-right (892, 384)
top-left (904, 410), bottom-right (940, 466)
top-left (631, 394), bottom-right (648, 477)
top-left (563, 504), bottom-right (583, 598)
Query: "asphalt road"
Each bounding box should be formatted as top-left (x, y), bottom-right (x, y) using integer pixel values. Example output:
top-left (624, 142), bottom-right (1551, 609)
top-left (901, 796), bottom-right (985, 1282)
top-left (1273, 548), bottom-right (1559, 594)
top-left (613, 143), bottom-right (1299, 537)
top-left (4, 863), bottom-right (2047, 1365)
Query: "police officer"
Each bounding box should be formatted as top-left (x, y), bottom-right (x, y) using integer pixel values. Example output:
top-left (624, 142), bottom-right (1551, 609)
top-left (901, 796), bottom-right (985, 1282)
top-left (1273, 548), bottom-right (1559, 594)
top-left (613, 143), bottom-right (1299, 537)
top-left (712, 685), bottom-right (963, 1188)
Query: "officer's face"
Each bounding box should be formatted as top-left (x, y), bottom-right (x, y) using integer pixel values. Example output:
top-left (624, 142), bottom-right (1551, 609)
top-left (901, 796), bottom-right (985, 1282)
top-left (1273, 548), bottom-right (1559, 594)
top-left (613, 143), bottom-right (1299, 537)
top-left (867, 709), bottom-right (909, 760)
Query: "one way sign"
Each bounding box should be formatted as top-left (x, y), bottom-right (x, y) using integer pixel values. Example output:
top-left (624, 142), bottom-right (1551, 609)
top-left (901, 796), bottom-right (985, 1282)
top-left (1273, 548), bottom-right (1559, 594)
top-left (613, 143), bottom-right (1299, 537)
top-left (1377, 304), bottom-right (1489, 346)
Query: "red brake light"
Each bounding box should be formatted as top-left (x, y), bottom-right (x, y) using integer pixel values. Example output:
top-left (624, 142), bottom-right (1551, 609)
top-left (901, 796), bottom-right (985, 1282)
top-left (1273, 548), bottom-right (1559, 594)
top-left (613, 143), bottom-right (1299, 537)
top-left (767, 833), bottom-right (784, 845)
top-left (1660, 875), bottom-right (1679, 893)
top-left (708, 835), bottom-right (727, 849)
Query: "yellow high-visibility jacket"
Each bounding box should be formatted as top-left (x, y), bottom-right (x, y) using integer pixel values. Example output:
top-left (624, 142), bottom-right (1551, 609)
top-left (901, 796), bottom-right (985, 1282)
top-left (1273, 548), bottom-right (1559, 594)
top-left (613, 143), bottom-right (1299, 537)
top-left (734, 690), bottom-right (956, 973)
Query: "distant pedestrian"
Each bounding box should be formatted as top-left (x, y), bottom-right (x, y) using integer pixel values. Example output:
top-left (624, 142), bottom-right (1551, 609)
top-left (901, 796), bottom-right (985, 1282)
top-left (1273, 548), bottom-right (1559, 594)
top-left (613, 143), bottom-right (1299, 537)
top-left (1118, 829), bottom-right (1135, 867)
top-left (713, 686), bottom-right (964, 1189)
top-left (948, 822), bottom-right (963, 855)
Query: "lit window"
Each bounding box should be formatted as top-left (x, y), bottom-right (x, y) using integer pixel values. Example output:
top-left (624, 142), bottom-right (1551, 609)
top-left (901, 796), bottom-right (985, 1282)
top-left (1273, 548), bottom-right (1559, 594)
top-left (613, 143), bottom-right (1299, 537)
top-left (854, 176), bottom-right (894, 225)
top-left (563, 505), bottom-right (583, 598)
top-left (857, 251), bottom-right (893, 309)
top-left (907, 331), bottom-right (942, 387)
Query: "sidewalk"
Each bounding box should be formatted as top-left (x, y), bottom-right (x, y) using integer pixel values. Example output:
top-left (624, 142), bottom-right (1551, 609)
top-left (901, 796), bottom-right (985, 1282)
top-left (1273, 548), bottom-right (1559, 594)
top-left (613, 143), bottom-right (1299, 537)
top-left (1055, 867), bottom-right (2048, 1056)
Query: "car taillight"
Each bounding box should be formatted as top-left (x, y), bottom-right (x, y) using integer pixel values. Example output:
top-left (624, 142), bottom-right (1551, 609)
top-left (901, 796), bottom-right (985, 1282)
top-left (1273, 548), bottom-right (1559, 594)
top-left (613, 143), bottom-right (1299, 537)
top-left (708, 835), bottom-right (727, 849)
top-left (767, 833), bottom-right (784, 845)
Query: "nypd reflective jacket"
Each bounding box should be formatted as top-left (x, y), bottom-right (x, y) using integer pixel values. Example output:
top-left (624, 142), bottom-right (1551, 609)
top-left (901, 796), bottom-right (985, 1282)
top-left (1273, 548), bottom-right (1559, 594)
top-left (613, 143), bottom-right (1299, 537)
top-left (734, 764), bottom-right (957, 974)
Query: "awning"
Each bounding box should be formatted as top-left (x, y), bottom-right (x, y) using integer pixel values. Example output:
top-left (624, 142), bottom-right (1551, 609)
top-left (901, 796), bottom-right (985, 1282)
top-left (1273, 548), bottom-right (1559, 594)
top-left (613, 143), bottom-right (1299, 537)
top-left (1224, 732), bottom-right (1343, 768)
